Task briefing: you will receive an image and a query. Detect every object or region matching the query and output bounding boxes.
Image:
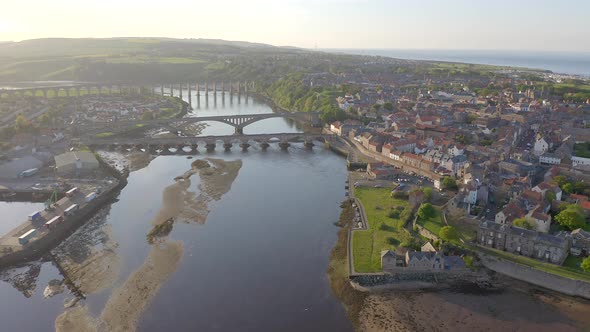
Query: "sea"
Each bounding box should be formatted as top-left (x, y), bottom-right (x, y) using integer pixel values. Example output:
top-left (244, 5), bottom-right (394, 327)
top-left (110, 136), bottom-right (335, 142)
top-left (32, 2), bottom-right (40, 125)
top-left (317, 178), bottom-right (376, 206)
top-left (327, 49), bottom-right (590, 77)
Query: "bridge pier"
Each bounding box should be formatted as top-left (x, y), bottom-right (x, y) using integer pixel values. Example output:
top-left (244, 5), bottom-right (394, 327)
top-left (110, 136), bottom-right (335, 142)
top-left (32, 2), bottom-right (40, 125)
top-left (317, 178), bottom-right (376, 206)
top-left (240, 141), bottom-right (250, 151)
top-left (244, 82), bottom-right (248, 104)
top-left (279, 142), bottom-right (290, 150)
top-left (191, 144), bottom-right (198, 152)
top-left (223, 142), bottom-right (232, 151)
top-left (206, 142), bottom-right (216, 152)
top-left (188, 84), bottom-right (192, 108)
top-left (304, 139), bottom-right (315, 149)
top-left (235, 127), bottom-right (244, 135)
top-left (260, 142), bottom-right (270, 150)
top-left (179, 83), bottom-right (183, 99)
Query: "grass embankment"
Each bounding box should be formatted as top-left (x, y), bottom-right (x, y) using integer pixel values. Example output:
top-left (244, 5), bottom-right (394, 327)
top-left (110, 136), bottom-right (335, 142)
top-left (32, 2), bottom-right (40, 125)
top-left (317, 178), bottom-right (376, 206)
top-left (327, 200), bottom-right (366, 330)
top-left (416, 208), bottom-right (443, 236)
top-left (478, 246), bottom-right (590, 283)
top-left (352, 187), bottom-right (412, 273)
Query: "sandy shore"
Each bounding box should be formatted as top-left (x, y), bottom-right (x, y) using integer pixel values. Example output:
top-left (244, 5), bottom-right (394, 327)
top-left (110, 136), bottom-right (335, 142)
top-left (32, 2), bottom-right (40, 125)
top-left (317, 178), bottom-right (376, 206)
top-left (55, 241), bottom-right (184, 332)
top-left (55, 157), bottom-right (242, 331)
top-left (151, 158), bottom-right (242, 226)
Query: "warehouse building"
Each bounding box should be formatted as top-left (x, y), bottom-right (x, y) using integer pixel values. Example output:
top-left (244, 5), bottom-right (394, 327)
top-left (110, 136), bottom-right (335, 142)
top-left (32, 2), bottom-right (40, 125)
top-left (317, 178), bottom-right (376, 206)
top-left (54, 151), bottom-right (99, 175)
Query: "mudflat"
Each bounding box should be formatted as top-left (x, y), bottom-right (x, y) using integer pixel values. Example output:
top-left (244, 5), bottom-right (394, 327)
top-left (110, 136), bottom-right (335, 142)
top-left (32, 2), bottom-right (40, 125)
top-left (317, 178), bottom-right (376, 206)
top-left (359, 283), bottom-right (590, 332)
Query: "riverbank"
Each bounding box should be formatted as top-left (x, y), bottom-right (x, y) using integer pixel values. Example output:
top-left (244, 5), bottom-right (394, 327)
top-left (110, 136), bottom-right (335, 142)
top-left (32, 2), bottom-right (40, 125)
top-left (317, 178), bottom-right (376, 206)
top-left (327, 200), bottom-right (367, 330)
top-left (331, 143), bottom-right (590, 331)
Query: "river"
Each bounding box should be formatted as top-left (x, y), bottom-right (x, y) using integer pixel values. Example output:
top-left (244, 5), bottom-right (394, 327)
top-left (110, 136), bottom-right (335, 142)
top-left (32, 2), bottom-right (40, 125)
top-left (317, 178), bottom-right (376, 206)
top-left (0, 90), bottom-right (353, 331)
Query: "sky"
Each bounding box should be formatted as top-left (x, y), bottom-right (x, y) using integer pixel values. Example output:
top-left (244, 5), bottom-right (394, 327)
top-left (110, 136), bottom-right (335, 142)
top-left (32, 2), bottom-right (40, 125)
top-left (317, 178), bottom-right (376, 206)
top-left (1, 0), bottom-right (589, 52)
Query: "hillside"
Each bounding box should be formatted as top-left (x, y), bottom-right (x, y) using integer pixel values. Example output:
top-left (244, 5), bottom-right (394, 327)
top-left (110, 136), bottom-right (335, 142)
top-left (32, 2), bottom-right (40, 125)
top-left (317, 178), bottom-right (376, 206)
top-left (0, 38), bottom-right (311, 83)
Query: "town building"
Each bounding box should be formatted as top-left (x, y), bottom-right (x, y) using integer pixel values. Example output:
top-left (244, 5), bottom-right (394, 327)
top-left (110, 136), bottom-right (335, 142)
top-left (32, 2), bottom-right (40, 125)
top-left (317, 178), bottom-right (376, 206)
top-left (478, 221), bottom-right (570, 264)
top-left (381, 243), bottom-right (466, 273)
top-left (54, 151), bottom-right (99, 175)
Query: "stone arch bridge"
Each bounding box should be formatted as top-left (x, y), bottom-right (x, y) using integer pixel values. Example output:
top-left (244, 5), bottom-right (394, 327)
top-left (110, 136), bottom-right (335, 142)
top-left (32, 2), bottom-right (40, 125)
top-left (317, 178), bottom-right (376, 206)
top-left (84, 133), bottom-right (331, 152)
top-left (74, 112), bottom-right (322, 135)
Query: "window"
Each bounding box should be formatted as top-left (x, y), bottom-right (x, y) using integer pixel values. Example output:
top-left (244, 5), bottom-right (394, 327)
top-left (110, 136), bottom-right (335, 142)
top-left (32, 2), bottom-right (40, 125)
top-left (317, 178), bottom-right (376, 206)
top-left (498, 234), bottom-right (502, 239)
top-left (488, 239), bottom-right (493, 245)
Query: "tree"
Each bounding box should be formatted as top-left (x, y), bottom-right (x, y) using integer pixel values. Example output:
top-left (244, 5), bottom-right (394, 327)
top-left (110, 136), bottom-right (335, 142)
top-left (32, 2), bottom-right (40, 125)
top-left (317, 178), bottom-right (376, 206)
top-left (422, 187), bottom-right (433, 201)
top-left (553, 175), bottom-right (568, 186)
top-left (555, 205), bottom-right (586, 231)
top-left (513, 217), bottom-right (535, 230)
top-left (546, 191), bottom-right (556, 202)
top-left (562, 183), bottom-right (574, 194)
top-left (442, 177), bottom-right (458, 190)
top-left (439, 226), bottom-right (458, 242)
top-left (582, 257), bottom-right (590, 273)
top-left (383, 102), bottom-right (393, 112)
top-left (15, 114), bottom-right (31, 132)
top-left (417, 203), bottom-right (436, 220)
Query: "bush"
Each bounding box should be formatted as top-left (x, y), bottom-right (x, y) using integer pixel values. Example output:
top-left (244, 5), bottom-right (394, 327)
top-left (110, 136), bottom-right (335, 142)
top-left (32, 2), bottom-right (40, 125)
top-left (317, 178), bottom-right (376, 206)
top-left (442, 177), bottom-right (458, 190)
top-left (388, 210), bottom-right (401, 219)
top-left (392, 191), bottom-right (409, 200)
top-left (439, 226), bottom-right (459, 242)
top-left (417, 203), bottom-right (436, 220)
top-left (387, 237), bottom-right (400, 246)
top-left (423, 187), bottom-right (433, 201)
top-left (582, 257), bottom-right (590, 273)
top-left (513, 217), bottom-right (535, 230)
top-left (379, 224), bottom-right (395, 232)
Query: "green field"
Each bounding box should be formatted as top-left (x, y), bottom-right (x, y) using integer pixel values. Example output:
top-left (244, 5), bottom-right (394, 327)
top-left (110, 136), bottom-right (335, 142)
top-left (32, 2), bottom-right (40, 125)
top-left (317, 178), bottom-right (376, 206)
top-left (574, 142), bottom-right (590, 158)
top-left (352, 187), bottom-right (412, 273)
top-left (479, 246), bottom-right (590, 282)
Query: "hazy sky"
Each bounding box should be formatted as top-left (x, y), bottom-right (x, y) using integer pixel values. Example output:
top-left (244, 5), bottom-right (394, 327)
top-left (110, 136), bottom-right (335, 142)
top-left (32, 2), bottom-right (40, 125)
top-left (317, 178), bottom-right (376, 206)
top-left (1, 0), bottom-right (589, 51)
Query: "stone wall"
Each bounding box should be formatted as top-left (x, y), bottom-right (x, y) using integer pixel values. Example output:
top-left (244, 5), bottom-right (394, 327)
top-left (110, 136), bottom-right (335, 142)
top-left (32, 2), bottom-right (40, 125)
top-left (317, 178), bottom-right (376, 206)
top-left (352, 270), bottom-right (486, 288)
top-left (480, 255), bottom-right (590, 300)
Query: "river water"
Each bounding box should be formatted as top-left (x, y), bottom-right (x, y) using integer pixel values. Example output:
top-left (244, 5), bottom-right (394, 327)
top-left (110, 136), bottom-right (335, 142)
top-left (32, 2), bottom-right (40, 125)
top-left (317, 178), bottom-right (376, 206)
top-left (0, 90), bottom-right (353, 331)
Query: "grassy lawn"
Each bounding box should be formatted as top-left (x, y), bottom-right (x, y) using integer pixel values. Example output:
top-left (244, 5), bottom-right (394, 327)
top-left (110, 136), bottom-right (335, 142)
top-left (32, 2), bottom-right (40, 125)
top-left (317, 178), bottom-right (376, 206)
top-left (446, 215), bottom-right (479, 242)
top-left (480, 246), bottom-right (590, 283)
top-left (416, 208), bottom-right (443, 236)
top-left (352, 187), bottom-right (412, 273)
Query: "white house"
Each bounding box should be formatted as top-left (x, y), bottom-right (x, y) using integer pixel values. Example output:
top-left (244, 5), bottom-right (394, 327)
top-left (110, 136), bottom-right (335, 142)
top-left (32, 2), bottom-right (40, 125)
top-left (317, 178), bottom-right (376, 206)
top-left (449, 145), bottom-right (465, 156)
top-left (463, 185), bottom-right (478, 205)
top-left (527, 210), bottom-right (551, 233)
top-left (572, 156), bottom-right (590, 169)
top-left (539, 152), bottom-right (561, 165)
top-left (533, 137), bottom-right (549, 156)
